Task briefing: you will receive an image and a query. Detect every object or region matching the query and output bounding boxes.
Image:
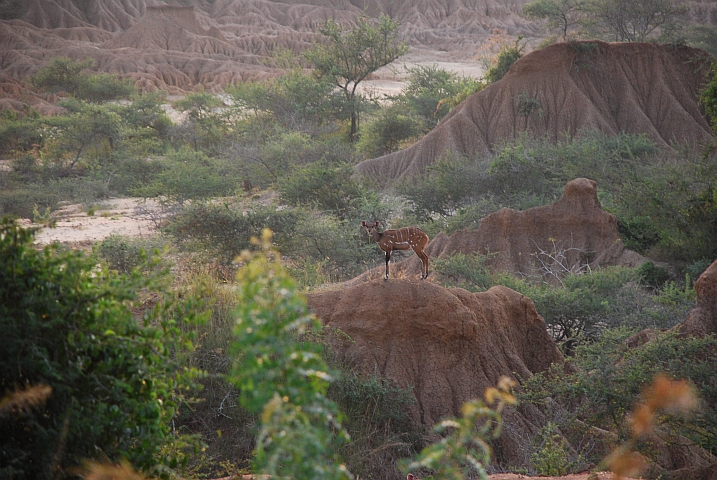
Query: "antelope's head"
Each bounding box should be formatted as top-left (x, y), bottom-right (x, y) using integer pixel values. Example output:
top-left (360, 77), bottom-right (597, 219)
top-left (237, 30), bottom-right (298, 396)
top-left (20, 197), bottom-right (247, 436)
top-left (361, 220), bottom-right (380, 236)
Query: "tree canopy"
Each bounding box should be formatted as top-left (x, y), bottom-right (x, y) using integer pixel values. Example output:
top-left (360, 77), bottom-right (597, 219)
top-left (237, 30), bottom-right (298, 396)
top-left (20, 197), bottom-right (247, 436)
top-left (305, 14), bottom-right (408, 142)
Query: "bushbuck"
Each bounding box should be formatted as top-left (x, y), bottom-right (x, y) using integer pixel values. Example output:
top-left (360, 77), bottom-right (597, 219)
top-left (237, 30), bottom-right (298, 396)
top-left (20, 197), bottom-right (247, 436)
top-left (361, 220), bottom-right (429, 280)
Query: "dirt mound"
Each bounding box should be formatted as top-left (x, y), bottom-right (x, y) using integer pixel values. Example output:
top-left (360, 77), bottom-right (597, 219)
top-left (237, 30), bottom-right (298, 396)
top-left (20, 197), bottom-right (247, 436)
top-left (354, 41), bottom-right (714, 181)
top-left (308, 279), bottom-right (565, 468)
top-left (679, 259), bottom-right (717, 336)
top-left (352, 178), bottom-right (643, 283)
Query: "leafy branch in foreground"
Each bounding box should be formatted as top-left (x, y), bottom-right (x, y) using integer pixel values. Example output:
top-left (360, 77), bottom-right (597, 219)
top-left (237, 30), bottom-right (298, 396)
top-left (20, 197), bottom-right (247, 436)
top-left (401, 376), bottom-right (517, 480)
top-left (0, 217), bottom-right (204, 479)
top-left (228, 229), bottom-right (352, 480)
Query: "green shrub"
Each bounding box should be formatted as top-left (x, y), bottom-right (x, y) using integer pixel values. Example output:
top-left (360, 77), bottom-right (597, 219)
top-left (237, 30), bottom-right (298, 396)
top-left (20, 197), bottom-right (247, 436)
top-left (167, 202), bottom-right (299, 263)
top-left (432, 253), bottom-right (494, 292)
top-left (637, 261), bottom-right (670, 289)
top-left (484, 37), bottom-right (525, 84)
top-left (132, 149), bottom-right (240, 204)
top-left (227, 230), bottom-right (352, 479)
top-left (96, 234), bottom-right (170, 274)
top-left (494, 266), bottom-right (691, 353)
top-left (395, 64), bottom-right (485, 128)
top-left (286, 214), bottom-right (378, 283)
top-left (531, 422), bottom-right (576, 476)
top-left (277, 162), bottom-right (362, 220)
top-left (0, 187), bottom-right (59, 219)
top-left (618, 216), bottom-right (661, 254)
top-left (686, 258), bottom-right (713, 279)
top-left (521, 329), bottom-right (717, 460)
top-left (400, 378), bottom-right (517, 480)
top-left (356, 106), bottom-right (424, 158)
top-left (0, 218), bottom-right (204, 479)
top-left (0, 112), bottom-right (43, 156)
top-left (329, 372), bottom-right (419, 480)
top-left (398, 154), bottom-right (490, 219)
top-left (227, 69), bottom-right (344, 133)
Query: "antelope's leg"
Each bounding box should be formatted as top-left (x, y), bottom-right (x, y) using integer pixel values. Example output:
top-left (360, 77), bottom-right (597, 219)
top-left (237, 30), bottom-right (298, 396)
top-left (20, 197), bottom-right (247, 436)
top-left (412, 248), bottom-right (429, 279)
top-left (384, 250), bottom-right (391, 281)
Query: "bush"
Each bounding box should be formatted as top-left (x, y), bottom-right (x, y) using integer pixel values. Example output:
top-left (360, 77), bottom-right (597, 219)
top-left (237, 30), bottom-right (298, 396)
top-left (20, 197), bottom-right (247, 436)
top-left (0, 185), bottom-right (59, 219)
top-left (637, 261), bottom-right (670, 289)
top-left (0, 219), bottom-right (203, 479)
top-left (398, 154), bottom-right (490, 219)
top-left (432, 253), bottom-right (494, 292)
top-left (287, 213), bottom-right (380, 283)
top-left (521, 329), bottom-right (717, 462)
top-left (96, 234), bottom-right (171, 274)
top-left (329, 372), bottom-right (419, 480)
top-left (395, 64), bottom-right (485, 128)
top-left (167, 202), bottom-right (299, 263)
top-left (131, 149), bottom-right (240, 204)
top-left (483, 37), bottom-right (525, 84)
top-left (227, 69), bottom-right (344, 134)
top-left (31, 57), bottom-right (134, 102)
top-left (277, 162), bottom-right (363, 220)
top-left (356, 106), bottom-right (424, 158)
top-left (227, 230), bottom-right (352, 479)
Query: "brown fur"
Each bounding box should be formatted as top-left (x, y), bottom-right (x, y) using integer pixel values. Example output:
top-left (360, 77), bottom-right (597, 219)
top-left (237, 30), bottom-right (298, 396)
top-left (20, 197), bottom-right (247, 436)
top-left (361, 221), bottom-right (429, 280)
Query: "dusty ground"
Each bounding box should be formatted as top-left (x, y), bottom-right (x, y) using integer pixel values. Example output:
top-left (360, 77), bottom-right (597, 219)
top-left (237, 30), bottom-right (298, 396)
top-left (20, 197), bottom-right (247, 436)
top-left (29, 198), bottom-right (161, 246)
top-left (358, 48), bottom-right (485, 98)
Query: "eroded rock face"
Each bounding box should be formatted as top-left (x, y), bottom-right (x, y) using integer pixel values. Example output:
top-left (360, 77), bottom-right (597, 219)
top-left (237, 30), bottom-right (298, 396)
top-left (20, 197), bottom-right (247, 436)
top-left (680, 260), bottom-right (717, 336)
top-left (0, 0), bottom-right (537, 98)
top-left (308, 279), bottom-right (565, 467)
top-left (355, 41), bottom-right (714, 181)
top-left (353, 178), bottom-right (643, 283)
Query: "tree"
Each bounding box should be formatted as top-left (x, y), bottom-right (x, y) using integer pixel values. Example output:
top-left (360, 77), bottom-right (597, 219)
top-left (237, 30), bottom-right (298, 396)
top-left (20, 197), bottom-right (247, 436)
top-left (356, 105), bottom-right (423, 157)
top-left (172, 91), bottom-right (228, 152)
top-left (228, 69), bottom-right (343, 134)
top-left (522, 0), bottom-right (586, 40)
top-left (395, 64), bottom-right (484, 129)
top-left (305, 15), bottom-right (408, 142)
top-left (586, 0), bottom-right (685, 42)
top-left (0, 218), bottom-right (203, 479)
top-left (43, 99), bottom-right (122, 172)
top-left (483, 37), bottom-right (526, 84)
top-left (31, 57), bottom-right (134, 102)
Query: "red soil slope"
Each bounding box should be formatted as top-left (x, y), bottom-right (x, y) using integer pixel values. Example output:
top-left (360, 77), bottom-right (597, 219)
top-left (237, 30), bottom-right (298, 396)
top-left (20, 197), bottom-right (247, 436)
top-left (354, 41), bottom-right (714, 181)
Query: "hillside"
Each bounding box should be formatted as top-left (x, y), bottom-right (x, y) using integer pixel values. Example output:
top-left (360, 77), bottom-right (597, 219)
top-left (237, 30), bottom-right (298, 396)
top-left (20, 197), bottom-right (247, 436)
top-left (354, 41), bottom-right (715, 181)
top-left (0, 0), bottom-right (538, 95)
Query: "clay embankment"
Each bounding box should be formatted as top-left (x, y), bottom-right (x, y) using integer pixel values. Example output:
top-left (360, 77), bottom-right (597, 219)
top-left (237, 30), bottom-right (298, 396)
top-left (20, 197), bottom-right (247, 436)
top-left (355, 42), bottom-right (714, 181)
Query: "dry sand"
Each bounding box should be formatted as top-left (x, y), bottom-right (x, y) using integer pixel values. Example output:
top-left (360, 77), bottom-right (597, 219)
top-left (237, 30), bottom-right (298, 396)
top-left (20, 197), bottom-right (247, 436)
top-left (30, 198), bottom-right (161, 246)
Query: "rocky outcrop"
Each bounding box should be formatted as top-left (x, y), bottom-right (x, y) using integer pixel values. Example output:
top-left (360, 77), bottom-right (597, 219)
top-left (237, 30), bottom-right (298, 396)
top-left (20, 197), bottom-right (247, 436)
top-left (354, 42), bottom-right (714, 181)
top-left (679, 260), bottom-right (717, 336)
top-left (353, 178), bottom-right (643, 283)
top-left (308, 279), bottom-right (565, 467)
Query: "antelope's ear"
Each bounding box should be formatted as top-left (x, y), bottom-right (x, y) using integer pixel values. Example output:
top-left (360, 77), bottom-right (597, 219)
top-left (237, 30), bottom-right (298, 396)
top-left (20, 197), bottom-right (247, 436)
top-left (361, 221), bottom-right (366, 226)
top-left (375, 220), bottom-right (380, 226)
